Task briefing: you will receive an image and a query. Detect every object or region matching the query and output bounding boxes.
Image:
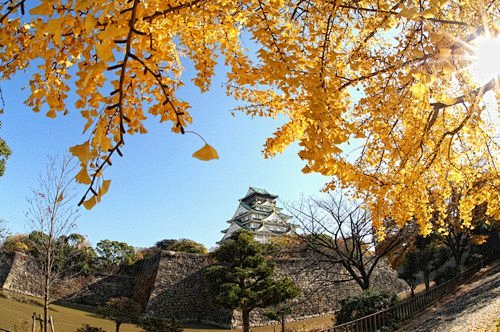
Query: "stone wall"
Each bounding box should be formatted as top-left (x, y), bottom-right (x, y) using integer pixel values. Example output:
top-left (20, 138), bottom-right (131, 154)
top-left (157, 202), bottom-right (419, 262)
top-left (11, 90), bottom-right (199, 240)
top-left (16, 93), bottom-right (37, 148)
top-left (1, 252), bottom-right (41, 296)
top-left (143, 252), bottom-right (408, 329)
top-left (66, 274), bottom-right (136, 306)
top-left (144, 251), bottom-right (232, 327)
top-left (0, 253), bottom-right (14, 287)
top-left (132, 253), bottom-right (160, 307)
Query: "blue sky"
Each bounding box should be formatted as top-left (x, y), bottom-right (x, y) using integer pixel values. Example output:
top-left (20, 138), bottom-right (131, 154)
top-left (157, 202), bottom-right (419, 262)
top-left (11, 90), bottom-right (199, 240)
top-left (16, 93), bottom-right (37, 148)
top-left (0, 58), bottom-right (329, 250)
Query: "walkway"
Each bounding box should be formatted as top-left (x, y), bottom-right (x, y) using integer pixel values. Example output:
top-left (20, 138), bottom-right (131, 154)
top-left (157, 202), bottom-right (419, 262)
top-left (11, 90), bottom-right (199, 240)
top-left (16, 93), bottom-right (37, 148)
top-left (398, 262), bottom-right (499, 332)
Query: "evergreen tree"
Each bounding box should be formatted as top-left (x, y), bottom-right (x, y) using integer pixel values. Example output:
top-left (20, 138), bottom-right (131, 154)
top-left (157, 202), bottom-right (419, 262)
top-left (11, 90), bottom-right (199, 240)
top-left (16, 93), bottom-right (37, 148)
top-left (205, 230), bottom-right (299, 332)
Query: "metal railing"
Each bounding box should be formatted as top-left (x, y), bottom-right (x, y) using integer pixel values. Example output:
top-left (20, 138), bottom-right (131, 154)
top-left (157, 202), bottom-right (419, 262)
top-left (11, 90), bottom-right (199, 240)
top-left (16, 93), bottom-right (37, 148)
top-left (325, 260), bottom-right (485, 332)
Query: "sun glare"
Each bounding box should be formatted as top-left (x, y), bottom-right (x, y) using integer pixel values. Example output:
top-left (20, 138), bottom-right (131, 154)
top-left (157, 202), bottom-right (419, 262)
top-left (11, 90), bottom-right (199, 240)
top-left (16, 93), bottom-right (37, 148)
top-left (469, 35), bottom-right (500, 84)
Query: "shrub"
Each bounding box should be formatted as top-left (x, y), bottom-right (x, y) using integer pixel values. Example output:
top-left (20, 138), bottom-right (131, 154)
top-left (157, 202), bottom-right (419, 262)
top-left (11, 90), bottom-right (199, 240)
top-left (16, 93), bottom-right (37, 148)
top-left (336, 289), bottom-right (398, 326)
top-left (464, 253), bottom-right (483, 267)
top-left (75, 324), bottom-right (106, 332)
top-left (434, 266), bottom-right (461, 285)
top-left (138, 317), bottom-right (182, 332)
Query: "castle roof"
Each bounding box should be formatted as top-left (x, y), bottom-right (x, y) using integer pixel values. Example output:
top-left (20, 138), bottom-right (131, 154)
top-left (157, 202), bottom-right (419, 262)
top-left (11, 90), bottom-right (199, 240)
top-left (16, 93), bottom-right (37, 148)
top-left (240, 186), bottom-right (278, 202)
top-left (220, 187), bottom-right (295, 244)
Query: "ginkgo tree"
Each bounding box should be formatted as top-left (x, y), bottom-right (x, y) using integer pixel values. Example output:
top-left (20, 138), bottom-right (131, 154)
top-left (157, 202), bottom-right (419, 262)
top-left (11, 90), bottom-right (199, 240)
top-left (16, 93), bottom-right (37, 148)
top-left (0, 0), bottom-right (498, 235)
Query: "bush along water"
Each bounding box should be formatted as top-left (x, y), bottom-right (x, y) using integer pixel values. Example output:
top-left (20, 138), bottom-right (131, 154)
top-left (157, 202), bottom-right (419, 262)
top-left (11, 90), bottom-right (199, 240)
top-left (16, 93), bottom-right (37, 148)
top-left (336, 289), bottom-right (398, 330)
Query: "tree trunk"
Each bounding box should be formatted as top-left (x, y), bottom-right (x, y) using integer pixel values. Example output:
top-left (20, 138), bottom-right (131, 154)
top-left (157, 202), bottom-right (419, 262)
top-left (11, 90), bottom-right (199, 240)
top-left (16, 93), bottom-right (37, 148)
top-left (43, 250), bottom-right (51, 332)
top-left (115, 321), bottom-right (121, 332)
top-left (360, 276), bottom-right (370, 290)
top-left (423, 270), bottom-right (430, 291)
top-left (281, 314), bottom-right (285, 332)
top-left (242, 308), bottom-right (250, 332)
top-left (453, 251), bottom-right (463, 268)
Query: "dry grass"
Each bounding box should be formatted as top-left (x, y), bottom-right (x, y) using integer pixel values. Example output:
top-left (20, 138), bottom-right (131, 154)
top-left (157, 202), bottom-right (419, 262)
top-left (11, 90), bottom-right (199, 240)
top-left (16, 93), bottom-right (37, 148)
top-left (0, 291), bottom-right (141, 332)
top-left (0, 291), bottom-right (333, 332)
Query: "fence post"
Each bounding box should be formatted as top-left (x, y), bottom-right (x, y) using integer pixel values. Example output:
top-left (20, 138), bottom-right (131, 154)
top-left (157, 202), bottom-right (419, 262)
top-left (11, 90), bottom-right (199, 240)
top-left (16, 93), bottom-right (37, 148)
top-left (32, 313), bottom-right (36, 332)
top-left (49, 316), bottom-right (55, 332)
top-left (38, 314), bottom-right (43, 332)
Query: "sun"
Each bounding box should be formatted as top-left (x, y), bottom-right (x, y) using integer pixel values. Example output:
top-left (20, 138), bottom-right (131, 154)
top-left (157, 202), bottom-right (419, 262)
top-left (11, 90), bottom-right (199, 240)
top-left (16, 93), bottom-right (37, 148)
top-left (469, 35), bottom-right (500, 84)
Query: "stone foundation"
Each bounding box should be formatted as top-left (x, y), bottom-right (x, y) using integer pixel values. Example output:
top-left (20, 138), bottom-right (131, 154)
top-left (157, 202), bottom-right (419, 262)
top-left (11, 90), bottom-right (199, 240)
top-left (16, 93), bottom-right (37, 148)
top-left (0, 250), bottom-right (408, 329)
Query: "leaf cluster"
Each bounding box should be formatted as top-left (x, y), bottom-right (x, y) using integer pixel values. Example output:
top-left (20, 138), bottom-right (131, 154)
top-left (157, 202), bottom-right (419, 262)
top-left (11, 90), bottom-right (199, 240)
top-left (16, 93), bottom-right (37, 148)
top-left (336, 289), bottom-right (398, 325)
top-left (96, 239), bottom-right (135, 273)
top-left (0, 0), bottom-right (497, 237)
top-left (138, 317), bottom-right (182, 332)
top-left (154, 238), bottom-right (207, 254)
top-left (98, 297), bottom-right (141, 325)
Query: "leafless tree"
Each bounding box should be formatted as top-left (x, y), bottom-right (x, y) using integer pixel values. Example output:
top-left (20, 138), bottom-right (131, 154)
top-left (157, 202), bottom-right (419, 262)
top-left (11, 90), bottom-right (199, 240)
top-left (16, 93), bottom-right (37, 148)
top-left (0, 219), bottom-right (9, 270)
top-left (0, 219), bottom-right (8, 242)
top-left (289, 192), bottom-right (406, 290)
top-left (25, 153), bottom-right (80, 332)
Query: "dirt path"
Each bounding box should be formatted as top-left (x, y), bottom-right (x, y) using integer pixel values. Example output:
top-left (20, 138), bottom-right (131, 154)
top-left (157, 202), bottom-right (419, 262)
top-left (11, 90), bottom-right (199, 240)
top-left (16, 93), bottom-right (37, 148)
top-left (398, 262), bottom-right (499, 332)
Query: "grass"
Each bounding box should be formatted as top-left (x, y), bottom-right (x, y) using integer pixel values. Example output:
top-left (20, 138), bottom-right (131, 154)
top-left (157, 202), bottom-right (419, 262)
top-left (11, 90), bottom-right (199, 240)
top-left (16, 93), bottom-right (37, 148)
top-left (0, 291), bottom-right (333, 332)
top-left (0, 291), bottom-right (140, 332)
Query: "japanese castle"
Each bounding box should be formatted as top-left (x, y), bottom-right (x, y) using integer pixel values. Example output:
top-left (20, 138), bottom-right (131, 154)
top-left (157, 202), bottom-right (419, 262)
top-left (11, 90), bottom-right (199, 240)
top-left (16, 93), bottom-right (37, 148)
top-left (219, 187), bottom-right (295, 244)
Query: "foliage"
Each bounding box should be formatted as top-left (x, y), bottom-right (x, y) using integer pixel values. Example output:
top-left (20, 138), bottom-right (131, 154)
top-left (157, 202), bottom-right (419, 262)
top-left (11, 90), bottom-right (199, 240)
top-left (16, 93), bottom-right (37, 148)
top-left (98, 297), bottom-right (141, 332)
top-left (0, 109), bottom-right (11, 177)
top-left (410, 235), bottom-right (449, 291)
top-left (464, 253), bottom-right (483, 267)
top-left (75, 324), bottom-right (107, 332)
top-left (432, 190), bottom-right (494, 268)
top-left (57, 233), bottom-right (97, 275)
top-left (205, 230), bottom-right (300, 332)
top-left (268, 234), bottom-right (309, 259)
top-left (291, 193), bottom-right (407, 290)
top-left (1, 231), bottom-right (96, 275)
top-left (398, 252), bottom-right (420, 297)
top-left (0, 0), bottom-right (497, 236)
top-left (134, 247), bottom-right (157, 261)
top-left (1, 234), bottom-right (31, 253)
top-left (434, 265), bottom-right (461, 285)
top-left (154, 238), bottom-right (208, 254)
top-left (138, 317), bottom-right (182, 332)
top-left (96, 239), bottom-right (135, 273)
top-left (336, 289), bottom-right (398, 326)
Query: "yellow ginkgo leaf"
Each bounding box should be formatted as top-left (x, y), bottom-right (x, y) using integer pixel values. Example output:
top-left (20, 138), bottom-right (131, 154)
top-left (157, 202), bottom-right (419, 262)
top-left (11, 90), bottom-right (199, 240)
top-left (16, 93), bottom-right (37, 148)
top-left (74, 0), bottom-right (89, 11)
top-left (46, 109), bottom-right (57, 118)
top-left (82, 196), bottom-right (97, 210)
top-left (99, 179), bottom-right (111, 197)
top-left (420, 9), bottom-right (435, 19)
top-left (95, 42), bottom-right (114, 63)
top-left (75, 167), bottom-right (91, 184)
top-left (410, 82), bottom-right (427, 99)
top-left (438, 48), bottom-right (452, 59)
top-left (30, 1), bottom-right (52, 15)
top-left (70, 141), bottom-right (91, 165)
top-left (192, 143), bottom-right (219, 161)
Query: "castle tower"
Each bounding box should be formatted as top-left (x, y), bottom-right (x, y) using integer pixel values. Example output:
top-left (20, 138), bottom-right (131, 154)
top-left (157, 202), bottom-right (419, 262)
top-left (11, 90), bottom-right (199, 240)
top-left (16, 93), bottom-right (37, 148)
top-left (219, 187), bottom-right (295, 244)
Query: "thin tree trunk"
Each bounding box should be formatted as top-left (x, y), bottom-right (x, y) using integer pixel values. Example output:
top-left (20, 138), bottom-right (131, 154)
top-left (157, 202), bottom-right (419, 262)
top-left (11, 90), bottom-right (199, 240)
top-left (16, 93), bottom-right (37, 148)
top-left (453, 251), bottom-right (463, 268)
top-left (281, 314), bottom-right (285, 332)
top-left (242, 308), bottom-right (250, 332)
top-left (115, 321), bottom-right (121, 332)
top-left (43, 245), bottom-right (52, 332)
top-left (360, 276), bottom-right (370, 290)
top-left (423, 270), bottom-right (430, 291)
